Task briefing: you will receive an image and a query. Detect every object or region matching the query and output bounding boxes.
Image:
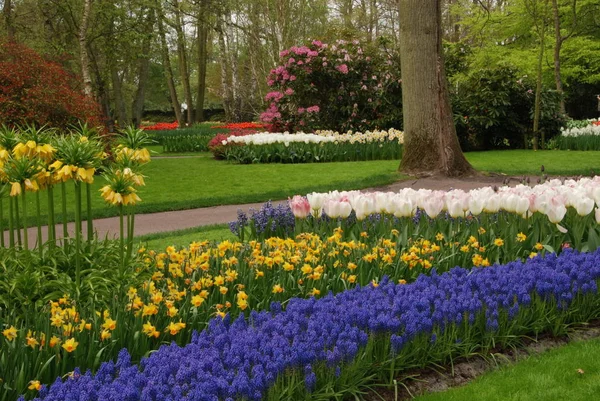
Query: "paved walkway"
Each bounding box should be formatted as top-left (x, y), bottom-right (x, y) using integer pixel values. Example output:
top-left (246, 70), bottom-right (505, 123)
top-left (3, 173), bottom-right (527, 246)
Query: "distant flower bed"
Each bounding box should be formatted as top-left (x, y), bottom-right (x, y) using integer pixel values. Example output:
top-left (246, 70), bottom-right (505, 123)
top-left (215, 129), bottom-right (403, 163)
top-left (211, 122), bottom-right (265, 130)
top-left (141, 121), bottom-right (179, 131)
top-left (553, 120), bottom-right (600, 150)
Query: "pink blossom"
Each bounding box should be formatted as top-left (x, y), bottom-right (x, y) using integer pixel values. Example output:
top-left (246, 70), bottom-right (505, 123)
top-left (279, 50), bottom-right (289, 58)
top-left (284, 88), bottom-right (294, 96)
top-left (308, 50), bottom-right (319, 57)
top-left (267, 80), bottom-right (275, 86)
top-left (265, 91), bottom-right (284, 102)
top-left (323, 62), bottom-right (328, 67)
top-left (289, 75), bottom-right (297, 81)
top-left (288, 57), bottom-right (295, 64)
top-left (336, 64), bottom-right (349, 74)
top-left (297, 107), bottom-right (305, 114)
top-left (288, 195), bottom-right (311, 218)
top-left (306, 105), bottom-right (320, 113)
top-left (297, 60), bottom-right (304, 65)
top-left (312, 40), bottom-right (323, 48)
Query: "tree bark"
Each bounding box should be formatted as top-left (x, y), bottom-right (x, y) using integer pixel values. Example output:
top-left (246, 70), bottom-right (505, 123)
top-left (195, 0), bottom-right (209, 123)
top-left (216, 12), bottom-right (233, 121)
top-left (78, 0), bottom-right (94, 97)
top-left (3, 0), bottom-right (15, 41)
top-left (398, 0), bottom-right (474, 177)
top-left (532, 0), bottom-right (549, 150)
top-left (132, 7), bottom-right (156, 128)
top-left (111, 64), bottom-right (128, 127)
top-left (172, 0), bottom-right (193, 125)
top-left (157, 2), bottom-right (182, 126)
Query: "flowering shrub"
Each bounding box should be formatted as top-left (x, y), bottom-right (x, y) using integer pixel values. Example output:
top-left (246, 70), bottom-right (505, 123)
top-left (261, 40), bottom-right (403, 132)
top-left (141, 121), bottom-right (178, 131)
top-left (218, 129), bottom-right (404, 163)
top-left (0, 43), bottom-right (102, 130)
top-left (211, 122), bottom-right (265, 130)
top-left (22, 248), bottom-right (600, 400)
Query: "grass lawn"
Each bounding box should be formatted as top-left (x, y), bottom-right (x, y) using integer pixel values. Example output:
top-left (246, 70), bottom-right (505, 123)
top-left (413, 336), bottom-right (600, 401)
top-left (17, 156), bottom-right (404, 223)
top-left (136, 224), bottom-right (234, 251)
top-left (466, 150), bottom-right (600, 176)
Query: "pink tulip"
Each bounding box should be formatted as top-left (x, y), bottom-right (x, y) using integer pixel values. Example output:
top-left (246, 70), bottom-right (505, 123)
top-left (288, 195), bottom-right (311, 219)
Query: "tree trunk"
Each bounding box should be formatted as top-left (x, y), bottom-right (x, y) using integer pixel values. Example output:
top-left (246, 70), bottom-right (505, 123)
top-left (172, 0), bottom-right (193, 126)
top-left (398, 0), bottom-right (474, 177)
top-left (131, 7), bottom-right (156, 128)
top-left (533, 1), bottom-right (549, 150)
top-left (551, 0), bottom-right (566, 115)
top-left (3, 0), bottom-right (15, 41)
top-left (157, 3), bottom-right (182, 126)
top-left (78, 0), bottom-right (93, 97)
top-left (111, 65), bottom-right (128, 127)
top-left (216, 13), bottom-right (233, 121)
top-left (195, 0), bottom-right (209, 123)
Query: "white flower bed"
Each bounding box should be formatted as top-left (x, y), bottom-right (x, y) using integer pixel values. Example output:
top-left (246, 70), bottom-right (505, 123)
top-left (224, 129), bottom-right (404, 146)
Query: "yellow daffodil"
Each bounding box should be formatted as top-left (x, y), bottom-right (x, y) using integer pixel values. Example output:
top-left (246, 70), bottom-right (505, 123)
top-left (62, 338), bottom-right (78, 353)
top-left (2, 325), bottom-right (17, 341)
top-left (28, 380), bottom-right (42, 391)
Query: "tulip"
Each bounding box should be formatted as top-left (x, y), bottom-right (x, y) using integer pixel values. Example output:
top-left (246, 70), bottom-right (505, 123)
top-left (354, 196), bottom-right (375, 220)
top-left (391, 196), bottom-right (414, 218)
top-left (546, 197), bottom-right (567, 224)
top-left (288, 195), bottom-right (311, 219)
top-left (447, 199), bottom-right (464, 218)
top-left (574, 197), bottom-right (595, 216)
top-left (306, 192), bottom-right (328, 216)
top-left (468, 195), bottom-right (485, 216)
top-left (422, 195), bottom-right (444, 219)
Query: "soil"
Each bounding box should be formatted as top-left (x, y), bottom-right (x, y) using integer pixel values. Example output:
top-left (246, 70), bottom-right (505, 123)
top-left (363, 322), bottom-right (600, 401)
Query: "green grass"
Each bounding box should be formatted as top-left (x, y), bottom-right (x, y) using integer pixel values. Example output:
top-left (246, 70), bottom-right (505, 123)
top-left (13, 155), bottom-right (403, 224)
top-left (466, 150), bottom-right (600, 176)
top-left (413, 336), bottom-right (600, 401)
top-left (136, 224), bottom-right (234, 251)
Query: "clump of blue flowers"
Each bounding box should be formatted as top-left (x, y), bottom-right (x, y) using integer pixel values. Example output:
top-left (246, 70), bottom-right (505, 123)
top-left (26, 249), bottom-right (600, 401)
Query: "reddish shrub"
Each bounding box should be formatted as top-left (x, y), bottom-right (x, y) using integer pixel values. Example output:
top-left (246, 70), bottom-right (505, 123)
top-left (0, 42), bottom-right (102, 130)
top-left (211, 122), bottom-right (265, 130)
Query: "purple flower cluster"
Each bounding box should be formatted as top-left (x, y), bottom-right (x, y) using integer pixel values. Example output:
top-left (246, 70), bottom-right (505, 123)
top-left (27, 249), bottom-right (600, 401)
top-left (230, 201), bottom-right (296, 240)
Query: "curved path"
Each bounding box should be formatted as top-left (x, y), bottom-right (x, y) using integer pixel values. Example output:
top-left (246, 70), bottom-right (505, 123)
top-left (3, 173), bottom-right (533, 246)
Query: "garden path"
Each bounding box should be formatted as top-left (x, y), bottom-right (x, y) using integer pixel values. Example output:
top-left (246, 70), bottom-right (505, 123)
top-left (3, 173), bottom-right (533, 246)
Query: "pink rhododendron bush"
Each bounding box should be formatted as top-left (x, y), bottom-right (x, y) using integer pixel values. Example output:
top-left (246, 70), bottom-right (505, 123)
top-left (261, 39), bottom-right (403, 133)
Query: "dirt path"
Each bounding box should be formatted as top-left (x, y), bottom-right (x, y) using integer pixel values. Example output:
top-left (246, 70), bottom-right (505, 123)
top-left (2, 173), bottom-right (535, 245)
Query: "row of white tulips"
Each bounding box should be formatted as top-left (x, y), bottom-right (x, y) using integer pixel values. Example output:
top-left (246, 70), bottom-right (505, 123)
top-left (223, 129), bottom-right (404, 146)
top-left (291, 177), bottom-right (600, 224)
top-left (560, 122), bottom-right (600, 137)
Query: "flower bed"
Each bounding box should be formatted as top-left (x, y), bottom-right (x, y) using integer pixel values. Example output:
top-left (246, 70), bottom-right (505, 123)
top-left (24, 248), bottom-right (600, 400)
top-left (217, 129), bottom-right (404, 163)
top-left (141, 121), bottom-right (179, 131)
top-left (554, 120), bottom-right (600, 150)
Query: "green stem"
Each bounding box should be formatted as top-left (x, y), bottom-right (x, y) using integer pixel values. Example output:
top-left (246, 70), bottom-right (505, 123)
top-left (47, 186), bottom-right (55, 249)
top-left (127, 207), bottom-right (135, 263)
top-left (74, 181), bottom-right (82, 293)
top-left (36, 190), bottom-right (42, 253)
top-left (86, 183), bottom-right (93, 243)
top-left (119, 204), bottom-right (125, 270)
top-left (0, 196), bottom-right (4, 248)
top-left (61, 181), bottom-right (68, 239)
top-left (8, 195), bottom-right (14, 248)
top-left (21, 188), bottom-right (28, 250)
top-left (14, 194), bottom-right (21, 247)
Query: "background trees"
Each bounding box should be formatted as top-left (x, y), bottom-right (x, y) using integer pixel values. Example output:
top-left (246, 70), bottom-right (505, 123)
top-left (0, 0), bottom-right (597, 139)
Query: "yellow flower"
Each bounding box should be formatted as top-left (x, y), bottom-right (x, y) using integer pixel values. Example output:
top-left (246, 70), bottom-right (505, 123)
top-left (142, 304), bottom-right (158, 317)
top-left (100, 330), bottom-right (112, 341)
top-left (529, 252), bottom-right (538, 259)
top-left (494, 238), bottom-right (504, 247)
top-left (347, 275), bottom-right (357, 284)
top-left (398, 279), bottom-right (407, 285)
top-left (166, 321), bottom-right (186, 335)
top-left (102, 318), bottom-right (117, 331)
top-left (311, 288), bottom-right (321, 296)
top-left (167, 306), bottom-right (178, 317)
top-left (460, 245), bottom-right (470, 253)
top-left (219, 286), bottom-right (228, 295)
top-left (272, 284), bottom-right (284, 294)
top-left (3, 325), bottom-right (17, 341)
top-left (347, 262), bottom-right (357, 271)
top-left (142, 322), bottom-right (160, 338)
top-left (26, 335), bottom-right (39, 349)
top-left (10, 182), bottom-right (21, 197)
top-left (28, 380), bottom-right (42, 391)
top-left (62, 338), bottom-right (78, 353)
top-left (214, 275), bottom-right (225, 286)
top-left (435, 233), bottom-right (444, 241)
top-left (191, 295), bottom-right (205, 307)
top-left (478, 227), bottom-right (486, 235)
top-left (237, 299), bottom-right (248, 310)
top-left (517, 232), bottom-right (527, 242)
top-left (49, 335), bottom-right (61, 348)
top-left (535, 242), bottom-right (544, 251)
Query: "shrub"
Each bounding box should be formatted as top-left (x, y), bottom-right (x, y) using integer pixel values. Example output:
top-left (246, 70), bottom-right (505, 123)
top-left (261, 39), bottom-right (403, 133)
top-left (0, 42), bottom-right (102, 130)
top-left (451, 66), bottom-right (566, 150)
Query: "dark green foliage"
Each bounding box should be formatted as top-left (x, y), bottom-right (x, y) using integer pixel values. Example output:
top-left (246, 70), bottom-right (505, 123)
top-left (451, 66), bottom-right (566, 150)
